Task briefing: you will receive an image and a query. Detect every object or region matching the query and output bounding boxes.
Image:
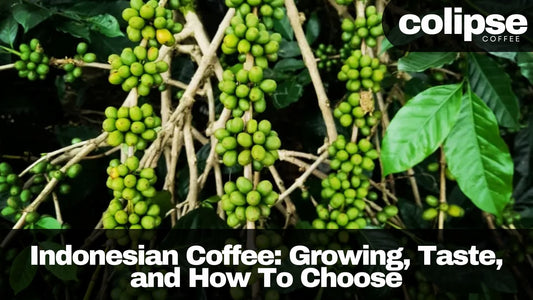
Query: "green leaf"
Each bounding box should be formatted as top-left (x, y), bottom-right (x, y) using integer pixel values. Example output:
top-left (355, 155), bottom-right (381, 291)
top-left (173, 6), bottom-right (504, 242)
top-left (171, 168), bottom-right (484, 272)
top-left (490, 52), bottom-right (516, 61)
top-left (296, 68), bottom-right (311, 85)
top-left (35, 217), bottom-right (62, 229)
top-left (86, 14), bottom-right (123, 38)
top-left (88, 33), bottom-right (132, 62)
top-left (0, 15), bottom-right (18, 46)
top-left (382, 83), bottom-right (463, 175)
top-left (273, 58), bottom-right (305, 72)
top-left (196, 143), bottom-right (212, 173)
top-left (273, 10), bottom-right (293, 40)
top-left (150, 191), bottom-right (173, 218)
top-left (517, 52), bottom-right (533, 85)
top-left (305, 12), bottom-right (320, 45)
top-left (54, 125), bottom-right (99, 147)
top-left (444, 89), bottom-right (513, 217)
top-left (404, 77), bottom-right (430, 99)
top-left (398, 52), bottom-right (457, 73)
top-left (12, 3), bottom-right (52, 33)
top-left (63, 2), bottom-right (129, 18)
top-left (38, 241), bottom-right (78, 281)
top-left (397, 198), bottom-right (428, 229)
top-left (278, 40), bottom-right (301, 58)
top-left (272, 80), bottom-right (304, 109)
top-left (468, 53), bottom-right (520, 130)
top-left (57, 20), bottom-right (91, 40)
top-left (10, 247), bottom-right (37, 294)
top-left (380, 37), bottom-right (393, 54)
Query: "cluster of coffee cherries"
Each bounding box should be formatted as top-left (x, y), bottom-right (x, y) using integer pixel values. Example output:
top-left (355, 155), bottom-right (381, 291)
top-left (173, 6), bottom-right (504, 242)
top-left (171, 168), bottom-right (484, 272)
top-left (219, 66), bottom-right (277, 117)
top-left (225, 0), bottom-right (285, 30)
top-left (337, 50), bottom-right (387, 93)
top-left (32, 160), bottom-right (82, 194)
top-left (215, 118), bottom-right (281, 170)
top-left (220, 176), bottom-right (279, 227)
top-left (0, 161), bottom-right (82, 224)
top-left (62, 42), bottom-right (97, 83)
top-left (313, 136), bottom-right (397, 229)
top-left (222, 13), bottom-right (282, 63)
top-left (122, 0), bottom-right (182, 46)
top-left (315, 43), bottom-right (340, 72)
top-left (14, 39), bottom-right (50, 81)
top-left (108, 46), bottom-right (168, 95)
top-left (103, 157), bottom-right (161, 230)
top-left (0, 162), bottom-right (35, 222)
top-left (212, 0), bottom-right (284, 227)
top-left (340, 6), bottom-right (383, 53)
top-left (333, 93), bottom-right (382, 135)
top-left (102, 104), bottom-right (161, 149)
top-left (422, 195), bottom-right (464, 221)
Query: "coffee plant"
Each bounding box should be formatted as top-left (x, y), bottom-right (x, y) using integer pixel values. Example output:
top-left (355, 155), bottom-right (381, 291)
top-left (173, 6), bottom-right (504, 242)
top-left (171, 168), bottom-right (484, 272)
top-left (0, 0), bottom-right (532, 298)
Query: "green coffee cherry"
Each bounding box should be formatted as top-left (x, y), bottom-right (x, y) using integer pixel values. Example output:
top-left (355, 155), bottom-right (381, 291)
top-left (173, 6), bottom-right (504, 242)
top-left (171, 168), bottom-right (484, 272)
top-left (103, 158), bottom-right (161, 231)
top-left (422, 208), bottom-right (438, 221)
top-left (220, 177), bottom-right (279, 227)
top-left (313, 135), bottom-right (382, 229)
top-left (15, 40), bottom-right (50, 81)
top-left (103, 104), bottom-right (158, 150)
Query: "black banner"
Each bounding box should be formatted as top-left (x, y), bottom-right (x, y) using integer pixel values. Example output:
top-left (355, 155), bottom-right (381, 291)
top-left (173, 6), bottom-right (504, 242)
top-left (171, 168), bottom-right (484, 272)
top-left (383, 0), bottom-right (533, 51)
top-left (0, 229), bottom-right (532, 299)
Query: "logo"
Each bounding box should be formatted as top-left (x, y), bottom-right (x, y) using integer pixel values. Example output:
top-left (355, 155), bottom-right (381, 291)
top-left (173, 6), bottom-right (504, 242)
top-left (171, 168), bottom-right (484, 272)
top-left (383, 0), bottom-right (533, 51)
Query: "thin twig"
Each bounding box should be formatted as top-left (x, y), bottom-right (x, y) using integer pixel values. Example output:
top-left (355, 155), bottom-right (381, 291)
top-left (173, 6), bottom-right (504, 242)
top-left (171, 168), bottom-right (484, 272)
top-left (372, 133), bottom-right (390, 205)
top-left (161, 49), bottom-right (174, 126)
top-left (276, 152), bottom-right (329, 204)
top-left (351, 124), bottom-right (359, 143)
top-left (140, 9), bottom-right (235, 167)
top-left (164, 126), bottom-right (184, 226)
top-left (0, 63), bottom-right (15, 71)
top-left (83, 145), bottom-right (121, 160)
top-left (278, 149), bottom-right (325, 162)
top-left (191, 127), bottom-right (209, 145)
top-left (432, 67), bottom-right (462, 80)
top-left (19, 141), bottom-right (89, 177)
top-left (407, 168), bottom-right (422, 207)
top-left (184, 10), bottom-right (224, 81)
top-left (2, 133), bottom-right (108, 247)
top-left (50, 58), bottom-right (110, 70)
top-left (375, 91), bottom-right (396, 196)
top-left (285, 0), bottom-right (337, 142)
top-left (370, 180), bottom-right (399, 202)
top-left (51, 192), bottom-right (64, 225)
top-left (438, 148), bottom-right (447, 233)
top-left (375, 0), bottom-right (390, 63)
top-left (269, 166), bottom-right (298, 228)
top-left (184, 114), bottom-right (199, 208)
top-left (202, 79), bottom-right (225, 217)
top-left (43, 174), bottom-right (64, 225)
top-left (198, 109), bottom-right (231, 190)
top-left (278, 151), bottom-right (328, 179)
top-left (165, 79), bottom-right (205, 96)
